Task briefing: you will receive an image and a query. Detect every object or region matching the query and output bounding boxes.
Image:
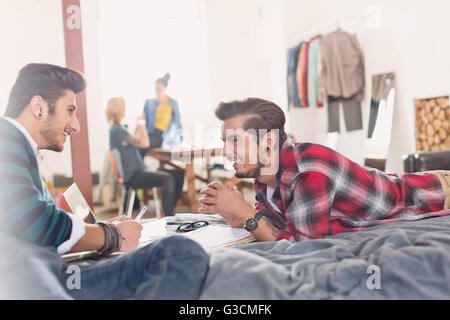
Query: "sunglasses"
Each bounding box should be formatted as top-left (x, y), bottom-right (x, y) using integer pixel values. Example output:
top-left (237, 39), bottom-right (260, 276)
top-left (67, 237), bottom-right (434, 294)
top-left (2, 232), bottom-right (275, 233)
top-left (176, 221), bottom-right (209, 233)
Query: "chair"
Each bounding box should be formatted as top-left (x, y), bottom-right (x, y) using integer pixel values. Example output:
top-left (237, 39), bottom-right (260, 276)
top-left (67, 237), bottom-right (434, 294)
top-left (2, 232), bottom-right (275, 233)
top-left (95, 153), bottom-right (120, 205)
top-left (108, 149), bottom-right (162, 218)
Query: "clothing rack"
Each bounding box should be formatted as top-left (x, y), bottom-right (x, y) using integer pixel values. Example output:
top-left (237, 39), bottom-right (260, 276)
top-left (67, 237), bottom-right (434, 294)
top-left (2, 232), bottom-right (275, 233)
top-left (289, 9), bottom-right (378, 47)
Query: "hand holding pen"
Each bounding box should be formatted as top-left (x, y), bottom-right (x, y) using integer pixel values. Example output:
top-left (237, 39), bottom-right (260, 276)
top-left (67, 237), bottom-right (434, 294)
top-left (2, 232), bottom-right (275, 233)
top-left (107, 206), bottom-right (147, 224)
top-left (134, 206), bottom-right (147, 221)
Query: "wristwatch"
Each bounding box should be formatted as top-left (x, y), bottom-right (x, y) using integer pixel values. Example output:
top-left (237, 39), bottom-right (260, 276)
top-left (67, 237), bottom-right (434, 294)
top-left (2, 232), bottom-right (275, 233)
top-left (244, 212), bottom-right (263, 232)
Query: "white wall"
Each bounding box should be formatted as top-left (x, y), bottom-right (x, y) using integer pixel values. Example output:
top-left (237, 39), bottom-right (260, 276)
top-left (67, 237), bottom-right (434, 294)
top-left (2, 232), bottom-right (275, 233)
top-left (3, 0), bottom-right (449, 180)
top-left (97, 0), bottom-right (215, 150)
top-left (0, 0), bottom-right (112, 180)
top-left (205, 0), bottom-right (288, 130)
top-left (284, 0), bottom-right (450, 172)
top-left (0, 0), bottom-right (71, 180)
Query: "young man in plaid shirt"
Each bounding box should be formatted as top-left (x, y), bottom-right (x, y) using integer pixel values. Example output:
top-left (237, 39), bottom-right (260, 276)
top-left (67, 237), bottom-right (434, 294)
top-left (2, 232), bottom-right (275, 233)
top-left (199, 98), bottom-right (450, 242)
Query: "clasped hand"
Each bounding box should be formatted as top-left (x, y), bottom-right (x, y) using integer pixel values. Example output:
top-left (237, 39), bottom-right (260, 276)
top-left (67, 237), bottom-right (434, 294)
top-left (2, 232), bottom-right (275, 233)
top-left (199, 181), bottom-right (254, 228)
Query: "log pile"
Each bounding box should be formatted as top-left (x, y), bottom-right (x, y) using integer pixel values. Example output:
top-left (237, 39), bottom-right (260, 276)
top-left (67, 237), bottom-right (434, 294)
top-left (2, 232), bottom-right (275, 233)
top-left (415, 96), bottom-right (450, 151)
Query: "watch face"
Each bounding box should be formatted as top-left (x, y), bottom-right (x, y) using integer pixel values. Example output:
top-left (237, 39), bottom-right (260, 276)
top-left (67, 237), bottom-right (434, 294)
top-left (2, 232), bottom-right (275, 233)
top-left (245, 218), bottom-right (258, 231)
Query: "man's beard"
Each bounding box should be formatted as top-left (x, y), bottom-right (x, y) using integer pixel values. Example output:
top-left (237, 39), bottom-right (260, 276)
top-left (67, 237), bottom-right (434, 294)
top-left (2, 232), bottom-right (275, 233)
top-left (232, 149), bottom-right (271, 179)
top-left (235, 163), bottom-right (263, 178)
top-left (40, 116), bottom-right (63, 152)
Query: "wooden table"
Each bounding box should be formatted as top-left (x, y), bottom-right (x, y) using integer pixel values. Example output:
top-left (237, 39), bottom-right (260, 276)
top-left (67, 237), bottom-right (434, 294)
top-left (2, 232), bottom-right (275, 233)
top-left (146, 147), bottom-right (223, 212)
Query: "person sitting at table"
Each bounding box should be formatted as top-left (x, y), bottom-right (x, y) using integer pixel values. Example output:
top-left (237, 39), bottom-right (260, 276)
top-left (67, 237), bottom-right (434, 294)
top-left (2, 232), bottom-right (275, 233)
top-left (106, 97), bottom-right (184, 216)
top-left (139, 73), bottom-right (183, 157)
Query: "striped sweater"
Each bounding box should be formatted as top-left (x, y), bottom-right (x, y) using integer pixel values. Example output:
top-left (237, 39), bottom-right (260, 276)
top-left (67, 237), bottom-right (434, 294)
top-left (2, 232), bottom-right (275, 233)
top-left (0, 118), bottom-right (72, 249)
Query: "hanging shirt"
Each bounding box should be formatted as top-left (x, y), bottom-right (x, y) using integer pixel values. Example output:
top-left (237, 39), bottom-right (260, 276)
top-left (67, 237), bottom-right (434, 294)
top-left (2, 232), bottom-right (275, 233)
top-left (154, 102), bottom-right (173, 132)
top-left (307, 36), bottom-right (323, 108)
top-left (296, 42), bottom-right (307, 107)
top-left (287, 44), bottom-right (301, 108)
top-left (319, 30), bottom-right (365, 103)
top-left (300, 41), bottom-right (310, 106)
top-left (297, 42), bottom-right (310, 107)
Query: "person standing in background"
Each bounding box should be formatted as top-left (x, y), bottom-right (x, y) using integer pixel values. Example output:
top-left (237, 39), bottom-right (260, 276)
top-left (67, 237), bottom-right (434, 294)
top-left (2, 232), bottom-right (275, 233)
top-left (140, 73), bottom-right (183, 157)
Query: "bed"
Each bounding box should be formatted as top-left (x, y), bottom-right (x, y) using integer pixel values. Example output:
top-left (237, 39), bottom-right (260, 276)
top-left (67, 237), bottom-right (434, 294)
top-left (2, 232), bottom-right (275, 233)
top-left (199, 212), bottom-right (450, 299)
top-left (1, 212), bottom-right (449, 299)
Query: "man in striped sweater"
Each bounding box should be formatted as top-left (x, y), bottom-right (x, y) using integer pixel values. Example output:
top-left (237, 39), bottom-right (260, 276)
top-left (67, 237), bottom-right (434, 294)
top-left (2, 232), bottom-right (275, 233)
top-left (0, 63), bottom-right (143, 254)
top-left (0, 63), bottom-right (208, 299)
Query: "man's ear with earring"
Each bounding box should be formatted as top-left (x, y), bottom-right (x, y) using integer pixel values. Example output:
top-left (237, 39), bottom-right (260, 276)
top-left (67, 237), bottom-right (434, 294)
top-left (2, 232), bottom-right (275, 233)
top-left (259, 132), bottom-right (272, 165)
top-left (31, 96), bottom-right (45, 119)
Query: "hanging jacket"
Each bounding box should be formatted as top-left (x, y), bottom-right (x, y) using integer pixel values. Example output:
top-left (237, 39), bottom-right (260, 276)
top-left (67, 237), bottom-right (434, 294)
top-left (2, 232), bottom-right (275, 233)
top-left (142, 97), bottom-right (183, 147)
top-left (319, 30), bottom-right (365, 103)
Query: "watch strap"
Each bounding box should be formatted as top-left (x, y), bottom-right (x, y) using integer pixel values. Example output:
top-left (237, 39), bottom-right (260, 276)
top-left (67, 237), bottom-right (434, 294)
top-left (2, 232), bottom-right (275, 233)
top-left (254, 212), bottom-right (263, 221)
top-left (244, 212), bottom-right (263, 231)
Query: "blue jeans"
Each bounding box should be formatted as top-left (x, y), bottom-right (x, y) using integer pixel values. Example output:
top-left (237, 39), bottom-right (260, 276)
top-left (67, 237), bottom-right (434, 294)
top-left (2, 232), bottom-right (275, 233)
top-left (65, 236), bottom-right (209, 300)
top-left (0, 233), bottom-right (209, 299)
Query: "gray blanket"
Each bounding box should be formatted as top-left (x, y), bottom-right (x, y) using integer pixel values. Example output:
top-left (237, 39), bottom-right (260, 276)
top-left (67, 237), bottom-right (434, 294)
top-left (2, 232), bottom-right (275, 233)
top-left (199, 215), bottom-right (450, 299)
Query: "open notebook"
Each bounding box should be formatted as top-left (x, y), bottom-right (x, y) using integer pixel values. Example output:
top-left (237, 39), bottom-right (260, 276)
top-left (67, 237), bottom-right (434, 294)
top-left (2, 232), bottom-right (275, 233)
top-left (62, 219), bottom-right (254, 262)
top-left (61, 183), bottom-right (254, 261)
top-left (61, 183), bottom-right (167, 262)
top-left (180, 225), bottom-right (254, 251)
top-left (61, 219), bottom-right (167, 262)
top-left (132, 221), bottom-right (254, 251)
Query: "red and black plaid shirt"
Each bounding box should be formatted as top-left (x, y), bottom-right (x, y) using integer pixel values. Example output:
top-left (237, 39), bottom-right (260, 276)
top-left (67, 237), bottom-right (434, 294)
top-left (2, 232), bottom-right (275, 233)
top-left (254, 142), bottom-right (448, 241)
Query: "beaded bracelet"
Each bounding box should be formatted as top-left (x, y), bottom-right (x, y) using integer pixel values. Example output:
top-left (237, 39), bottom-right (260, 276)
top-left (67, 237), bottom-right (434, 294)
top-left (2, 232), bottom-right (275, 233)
top-left (97, 222), bottom-right (123, 256)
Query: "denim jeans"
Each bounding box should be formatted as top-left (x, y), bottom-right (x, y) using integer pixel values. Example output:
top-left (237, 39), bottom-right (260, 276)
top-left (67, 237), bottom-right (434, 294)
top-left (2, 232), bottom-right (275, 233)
top-left (0, 233), bottom-right (209, 300)
top-left (65, 236), bottom-right (209, 299)
top-left (0, 233), bottom-right (72, 299)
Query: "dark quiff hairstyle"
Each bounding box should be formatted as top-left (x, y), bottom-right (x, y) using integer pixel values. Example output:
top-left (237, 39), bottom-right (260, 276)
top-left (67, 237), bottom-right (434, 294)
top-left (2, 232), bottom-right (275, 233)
top-left (4, 63), bottom-right (86, 118)
top-left (215, 97), bottom-right (288, 147)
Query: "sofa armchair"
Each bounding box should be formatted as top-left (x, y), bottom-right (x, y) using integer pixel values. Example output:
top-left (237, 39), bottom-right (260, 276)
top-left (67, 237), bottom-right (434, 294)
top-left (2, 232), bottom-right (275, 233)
top-left (403, 149), bottom-right (450, 173)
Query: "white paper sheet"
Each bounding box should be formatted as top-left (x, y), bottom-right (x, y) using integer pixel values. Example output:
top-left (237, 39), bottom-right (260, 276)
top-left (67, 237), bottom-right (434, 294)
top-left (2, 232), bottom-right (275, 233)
top-left (182, 225), bottom-right (253, 250)
top-left (139, 219), bottom-right (167, 242)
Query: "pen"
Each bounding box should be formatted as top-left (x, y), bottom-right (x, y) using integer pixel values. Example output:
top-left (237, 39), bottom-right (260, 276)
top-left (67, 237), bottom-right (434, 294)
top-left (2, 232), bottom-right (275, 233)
top-left (135, 206), bottom-right (147, 221)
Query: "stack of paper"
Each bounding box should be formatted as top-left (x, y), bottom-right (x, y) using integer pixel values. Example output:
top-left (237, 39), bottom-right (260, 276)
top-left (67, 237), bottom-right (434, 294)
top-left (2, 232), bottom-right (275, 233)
top-left (181, 225), bottom-right (254, 251)
top-left (139, 219), bottom-right (167, 242)
top-left (62, 220), bottom-right (254, 262)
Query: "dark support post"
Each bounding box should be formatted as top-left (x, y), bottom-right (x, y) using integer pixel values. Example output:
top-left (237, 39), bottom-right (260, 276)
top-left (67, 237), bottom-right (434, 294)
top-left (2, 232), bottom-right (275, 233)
top-left (62, 0), bottom-right (93, 208)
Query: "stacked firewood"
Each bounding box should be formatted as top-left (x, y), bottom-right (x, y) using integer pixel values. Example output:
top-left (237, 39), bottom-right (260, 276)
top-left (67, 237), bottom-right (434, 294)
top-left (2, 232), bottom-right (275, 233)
top-left (415, 96), bottom-right (450, 151)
